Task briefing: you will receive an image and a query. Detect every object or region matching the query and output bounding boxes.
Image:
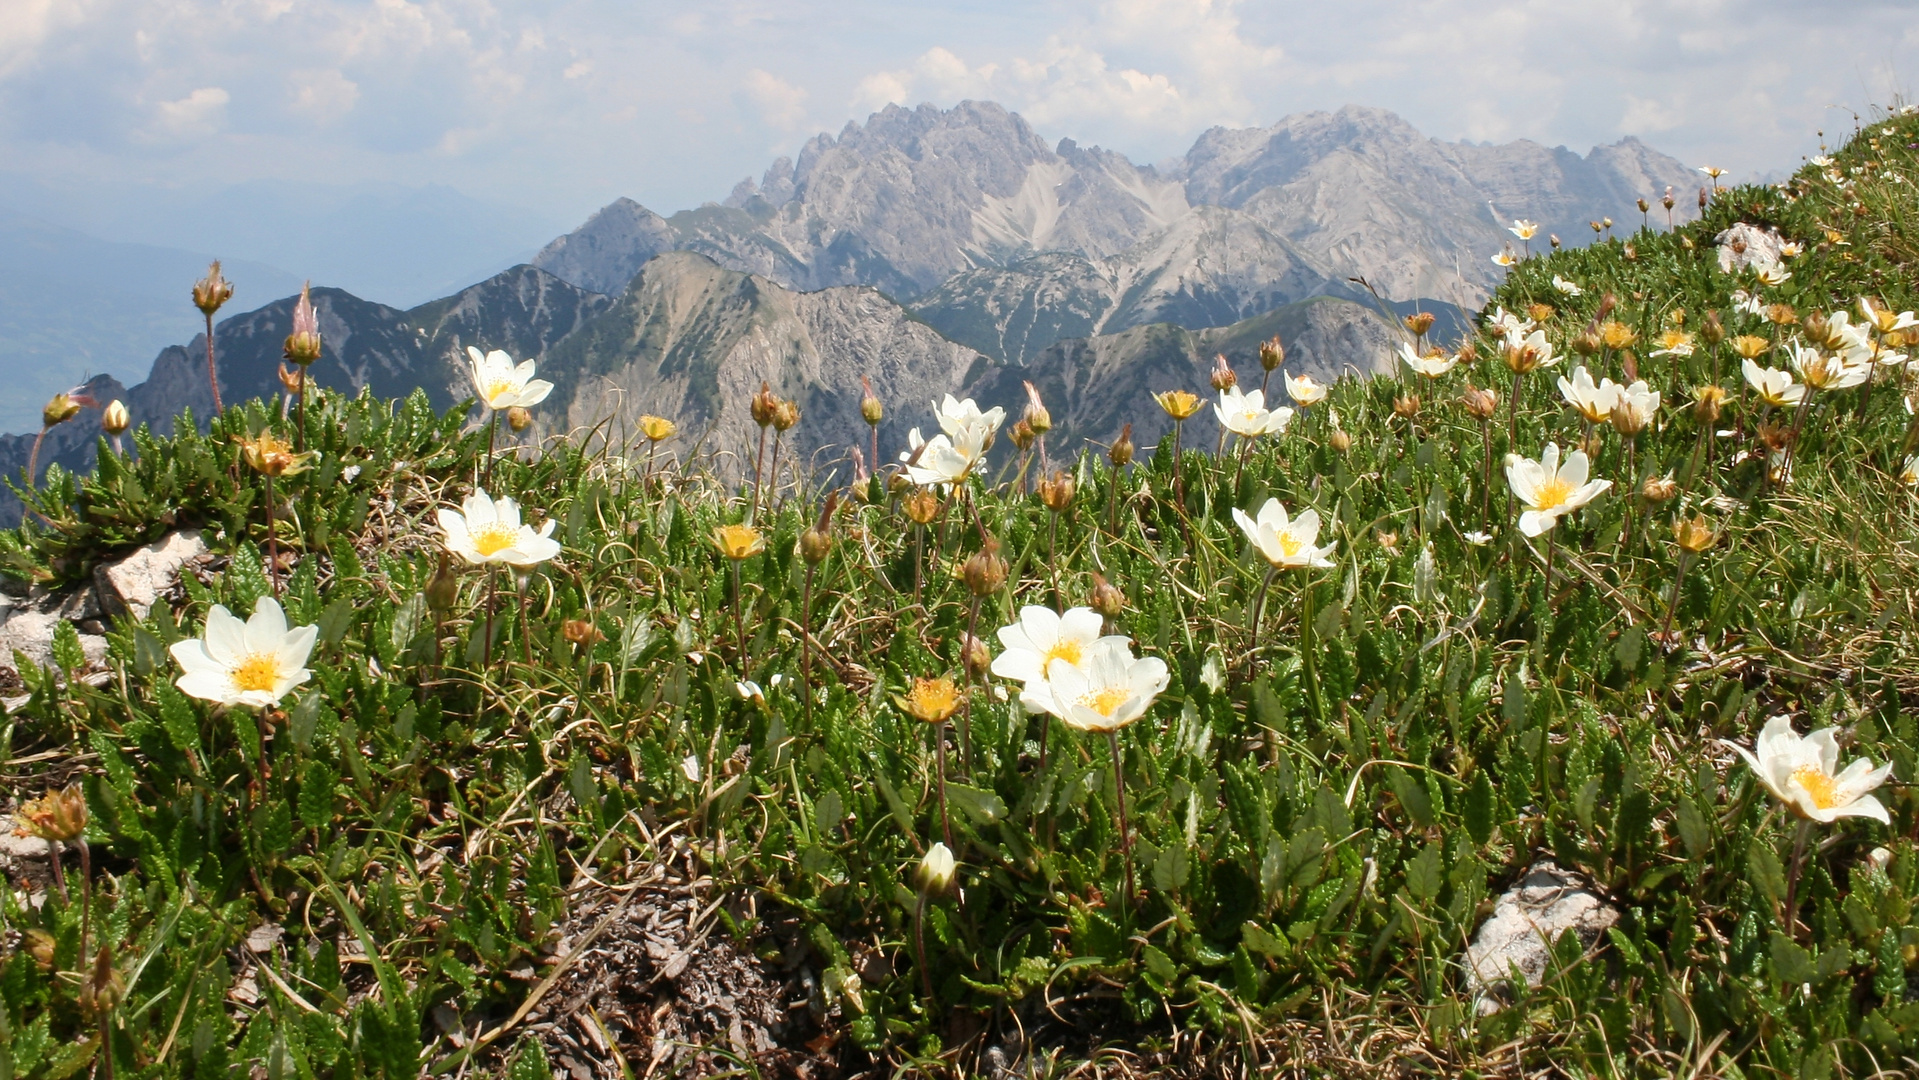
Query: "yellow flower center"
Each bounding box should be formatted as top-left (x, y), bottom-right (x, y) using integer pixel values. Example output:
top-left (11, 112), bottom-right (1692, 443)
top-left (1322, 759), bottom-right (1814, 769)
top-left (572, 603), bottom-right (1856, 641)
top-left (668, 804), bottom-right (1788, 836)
top-left (715, 524), bottom-right (763, 560)
top-left (905, 678), bottom-right (961, 723)
top-left (1078, 686), bottom-right (1133, 718)
top-left (1792, 765), bottom-right (1840, 810)
top-left (1533, 477), bottom-right (1574, 510)
top-left (1041, 639), bottom-right (1084, 669)
top-left (485, 378), bottom-right (517, 403)
top-left (1277, 532), bottom-right (1303, 557)
top-left (231, 653), bottom-right (280, 694)
top-left (470, 523), bottom-right (519, 557)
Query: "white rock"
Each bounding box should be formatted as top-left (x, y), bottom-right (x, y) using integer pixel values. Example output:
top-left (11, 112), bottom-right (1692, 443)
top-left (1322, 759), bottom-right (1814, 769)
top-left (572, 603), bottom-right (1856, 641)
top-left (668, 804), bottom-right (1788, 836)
top-left (1715, 223), bottom-right (1786, 274)
top-left (0, 608), bottom-right (107, 671)
top-left (1462, 860), bottom-right (1620, 1015)
top-left (95, 529), bottom-right (207, 621)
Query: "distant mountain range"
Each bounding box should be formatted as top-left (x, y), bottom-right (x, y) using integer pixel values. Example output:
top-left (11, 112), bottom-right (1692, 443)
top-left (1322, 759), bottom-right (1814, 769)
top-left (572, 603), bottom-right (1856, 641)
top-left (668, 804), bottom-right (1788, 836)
top-left (2, 101), bottom-right (1707, 525)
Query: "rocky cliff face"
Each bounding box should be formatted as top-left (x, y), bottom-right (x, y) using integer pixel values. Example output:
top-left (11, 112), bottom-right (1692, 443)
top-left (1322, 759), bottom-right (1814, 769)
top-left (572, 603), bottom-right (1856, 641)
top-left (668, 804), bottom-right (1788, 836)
top-left (535, 101), bottom-right (1698, 318)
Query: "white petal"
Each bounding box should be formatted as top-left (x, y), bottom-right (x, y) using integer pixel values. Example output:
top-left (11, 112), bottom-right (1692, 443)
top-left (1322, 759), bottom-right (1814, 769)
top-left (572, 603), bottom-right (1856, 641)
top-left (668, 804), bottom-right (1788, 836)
top-left (1517, 509), bottom-right (1556, 537)
top-left (176, 670), bottom-right (239, 705)
top-left (279, 624), bottom-right (319, 671)
top-left (1058, 607), bottom-right (1104, 644)
top-left (515, 380), bottom-right (554, 407)
top-left (203, 605), bottom-right (246, 664)
top-left (244, 597), bottom-right (291, 655)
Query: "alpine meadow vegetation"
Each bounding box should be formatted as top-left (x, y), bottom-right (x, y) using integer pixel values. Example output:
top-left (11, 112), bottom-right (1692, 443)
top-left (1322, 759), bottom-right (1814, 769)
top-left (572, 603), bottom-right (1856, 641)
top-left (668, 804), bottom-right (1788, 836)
top-left (9, 107), bottom-right (1919, 1079)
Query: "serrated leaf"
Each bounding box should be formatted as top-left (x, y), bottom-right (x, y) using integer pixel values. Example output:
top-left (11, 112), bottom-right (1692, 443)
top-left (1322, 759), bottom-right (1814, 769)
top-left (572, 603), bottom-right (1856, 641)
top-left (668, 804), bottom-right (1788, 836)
top-left (945, 783), bottom-right (1007, 825)
top-left (299, 761), bottom-right (337, 830)
top-left (1404, 842), bottom-right (1443, 902)
top-left (1464, 770), bottom-right (1495, 845)
top-left (1387, 766), bottom-right (1435, 828)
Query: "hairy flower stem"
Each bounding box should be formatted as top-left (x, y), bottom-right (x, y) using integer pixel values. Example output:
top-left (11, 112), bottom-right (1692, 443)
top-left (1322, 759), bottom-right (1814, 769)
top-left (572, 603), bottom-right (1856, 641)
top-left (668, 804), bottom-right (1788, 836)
top-left (77, 840), bottom-right (91, 969)
top-left (935, 723), bottom-right (955, 852)
top-left (264, 473), bottom-right (280, 598)
top-left (294, 379), bottom-right (308, 454)
top-left (911, 524), bottom-right (925, 612)
top-left (517, 573), bottom-right (533, 667)
top-left (1661, 549), bottom-right (1695, 644)
top-left (732, 561), bottom-right (747, 665)
top-left (484, 566), bottom-right (498, 668)
top-left (1047, 512), bottom-right (1060, 609)
top-left (1105, 472), bottom-right (1121, 540)
top-left (914, 892), bottom-right (934, 1004)
top-left (483, 411), bottom-right (499, 492)
top-left (1170, 421), bottom-right (1186, 511)
top-left (25, 426), bottom-right (47, 492)
top-left (960, 597), bottom-right (980, 773)
top-left (205, 311), bottom-right (223, 415)
top-left (1507, 370), bottom-right (1525, 449)
top-left (750, 426), bottom-right (769, 524)
top-left (801, 562), bottom-right (816, 726)
top-left (1784, 818), bottom-right (1815, 941)
top-left (46, 838), bottom-right (68, 904)
top-left (1300, 573), bottom-right (1321, 721)
top-left (1479, 420), bottom-right (1494, 527)
top-left (767, 431), bottom-right (785, 518)
top-left (1107, 731), bottom-right (1137, 924)
top-left (1249, 565), bottom-right (1277, 668)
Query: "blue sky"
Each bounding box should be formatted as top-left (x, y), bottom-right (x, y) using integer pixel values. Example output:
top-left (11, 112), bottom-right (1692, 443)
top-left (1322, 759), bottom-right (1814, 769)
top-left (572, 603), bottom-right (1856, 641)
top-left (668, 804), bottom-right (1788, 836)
top-left (1, 0), bottom-right (1915, 232)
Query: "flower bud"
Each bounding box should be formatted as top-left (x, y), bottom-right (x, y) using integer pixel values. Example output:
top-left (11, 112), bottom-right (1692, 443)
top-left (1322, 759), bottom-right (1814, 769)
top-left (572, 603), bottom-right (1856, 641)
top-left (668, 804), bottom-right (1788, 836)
top-left (1603, 217), bottom-right (1614, 230)
top-left (1548, 234), bottom-right (1560, 249)
top-left (1680, 236), bottom-right (1695, 251)
top-left (916, 842), bottom-right (957, 894)
top-left (1673, 515), bottom-right (1719, 553)
top-left (1802, 311), bottom-right (1828, 345)
top-left (1757, 421), bottom-right (1794, 452)
top-left (1328, 428), bottom-right (1352, 453)
top-left (1109, 423), bottom-right (1134, 468)
top-left (1392, 393), bottom-right (1420, 419)
top-left (860, 375), bottom-right (884, 426)
top-left (961, 633), bottom-right (992, 679)
top-left (193, 261), bottom-right (234, 317)
top-left (1701, 310), bottom-right (1725, 345)
top-left (424, 552), bottom-right (461, 613)
top-left (1527, 302), bottom-right (1555, 324)
top-left (79, 946), bottom-right (126, 1019)
top-left (1692, 385), bottom-right (1728, 423)
top-left (904, 488), bottom-right (941, 525)
top-left (1571, 331), bottom-right (1602, 357)
top-left (506, 406), bottom-right (532, 433)
top-left (1038, 469), bottom-right (1074, 512)
top-left (1641, 473), bottom-right (1678, 502)
top-left (1259, 334), bottom-right (1286, 371)
top-left (1461, 385), bottom-right (1499, 421)
top-left (1698, 187), bottom-right (1708, 209)
top-left (1209, 353), bottom-right (1237, 391)
top-left (1662, 190), bottom-right (1676, 210)
top-left (283, 282), bottom-right (323, 367)
top-left (962, 542), bottom-right (1007, 597)
top-left (1453, 340), bottom-right (1478, 366)
top-left (751, 381), bottom-right (778, 428)
top-left (1637, 197), bottom-right (1649, 213)
top-left (101, 400), bottom-right (130, 436)
top-left (1089, 573), bottom-right (1124, 619)
top-left (772, 398), bottom-right (800, 432)
top-left (800, 527), bottom-right (831, 565)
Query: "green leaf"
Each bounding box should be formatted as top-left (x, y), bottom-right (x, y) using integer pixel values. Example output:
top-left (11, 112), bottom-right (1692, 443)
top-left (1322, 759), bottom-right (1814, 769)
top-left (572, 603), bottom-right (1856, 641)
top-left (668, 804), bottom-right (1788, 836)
top-left (1404, 843), bottom-right (1443, 902)
top-left (1749, 842), bottom-right (1788, 905)
top-left (1152, 842), bottom-right (1190, 892)
top-left (1240, 921), bottom-right (1288, 959)
top-left (1387, 766), bottom-right (1435, 829)
top-left (1674, 799), bottom-right (1711, 860)
top-left (299, 761), bottom-right (338, 830)
top-left (945, 784), bottom-right (1007, 825)
top-left (260, 795), bottom-right (293, 855)
top-left (1769, 932), bottom-right (1817, 986)
top-left (50, 619), bottom-right (84, 673)
top-left (1463, 770), bottom-right (1495, 845)
top-left (507, 1036), bottom-right (552, 1080)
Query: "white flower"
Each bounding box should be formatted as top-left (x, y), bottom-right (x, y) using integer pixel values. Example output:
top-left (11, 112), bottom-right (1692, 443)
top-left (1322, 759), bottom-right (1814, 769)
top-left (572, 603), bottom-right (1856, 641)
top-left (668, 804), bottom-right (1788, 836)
top-left (1551, 275), bottom-right (1583, 297)
top-left (1861, 297), bottom-right (1919, 333)
top-left (169, 597), bottom-right (318, 709)
top-left (915, 842), bottom-right (957, 893)
top-left (1899, 455), bottom-right (1919, 488)
top-left (1284, 371), bottom-right (1329, 408)
top-left (1743, 358), bottom-right (1807, 407)
top-left (735, 679), bottom-right (765, 703)
top-left (1791, 345), bottom-right (1870, 392)
top-left (467, 347), bottom-right (554, 411)
top-left (1558, 367), bottom-right (1621, 424)
top-left (990, 606), bottom-right (1127, 686)
top-left (1810, 155), bottom-right (1834, 167)
top-left (1756, 265), bottom-right (1792, 287)
top-left (680, 755), bottom-right (702, 783)
top-left (1491, 248), bottom-right (1519, 268)
top-left (1510, 219), bottom-right (1539, 240)
top-left (1505, 443), bottom-right (1611, 538)
top-left (1778, 241), bottom-right (1804, 259)
top-left (1698, 165), bottom-right (1727, 180)
top-left (1397, 342), bottom-right (1458, 378)
top-left (1214, 386), bottom-right (1293, 438)
top-left (903, 425), bottom-right (989, 487)
top-left (1486, 306), bottom-right (1535, 339)
top-left (1232, 498), bottom-right (1337, 570)
top-left (1731, 289), bottom-right (1767, 317)
top-left (438, 488), bottom-right (562, 568)
top-left (1022, 640), bottom-right (1170, 734)
top-left (932, 394), bottom-right (1006, 442)
top-left (1722, 716), bottom-right (1893, 824)
top-left (1463, 530), bottom-right (1495, 546)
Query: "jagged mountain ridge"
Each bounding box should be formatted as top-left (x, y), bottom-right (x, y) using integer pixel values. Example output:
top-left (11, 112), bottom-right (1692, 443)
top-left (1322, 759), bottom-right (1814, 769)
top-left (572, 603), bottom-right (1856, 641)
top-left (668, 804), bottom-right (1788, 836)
top-left (533, 101), bottom-right (1700, 321)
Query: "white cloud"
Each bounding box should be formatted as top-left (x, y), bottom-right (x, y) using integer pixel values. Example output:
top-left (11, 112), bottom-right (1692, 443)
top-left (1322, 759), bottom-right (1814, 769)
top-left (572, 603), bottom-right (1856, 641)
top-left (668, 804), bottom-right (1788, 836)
top-left (152, 86), bottom-right (229, 139)
top-left (289, 68), bottom-right (359, 123)
top-left (1620, 94), bottom-right (1682, 134)
top-left (743, 68), bottom-right (808, 131)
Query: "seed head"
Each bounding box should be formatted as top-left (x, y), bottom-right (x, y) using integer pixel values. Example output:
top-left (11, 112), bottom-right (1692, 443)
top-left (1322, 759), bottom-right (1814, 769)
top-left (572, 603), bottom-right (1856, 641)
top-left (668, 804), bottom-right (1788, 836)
top-left (771, 398), bottom-right (800, 432)
top-left (1692, 385), bottom-right (1729, 423)
top-left (750, 382), bottom-right (778, 427)
top-left (1641, 473), bottom-right (1678, 502)
top-left (1260, 334), bottom-right (1287, 370)
top-left (192, 260), bottom-right (234, 317)
top-left (860, 375), bottom-right (884, 426)
top-left (1009, 418), bottom-right (1037, 452)
top-left (1109, 423), bottom-right (1134, 468)
top-left (1461, 384), bottom-right (1499, 420)
top-left (283, 283), bottom-right (323, 366)
top-left (1802, 312), bottom-right (1829, 345)
top-left (962, 542), bottom-right (1007, 597)
top-left (1571, 331), bottom-right (1602, 357)
top-left (1392, 393), bottom-right (1420, 419)
top-left (903, 488), bottom-right (941, 525)
top-left (15, 782), bottom-right (87, 842)
top-left (1209, 353), bottom-right (1237, 391)
top-left (1038, 469), bottom-right (1075, 512)
top-left (1089, 572), bottom-right (1125, 619)
top-left (506, 406), bottom-right (532, 433)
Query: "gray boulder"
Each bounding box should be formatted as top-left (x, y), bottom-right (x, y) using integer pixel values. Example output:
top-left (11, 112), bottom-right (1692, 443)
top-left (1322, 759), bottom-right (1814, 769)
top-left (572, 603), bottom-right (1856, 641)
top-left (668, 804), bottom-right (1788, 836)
top-left (1463, 860), bottom-right (1620, 1015)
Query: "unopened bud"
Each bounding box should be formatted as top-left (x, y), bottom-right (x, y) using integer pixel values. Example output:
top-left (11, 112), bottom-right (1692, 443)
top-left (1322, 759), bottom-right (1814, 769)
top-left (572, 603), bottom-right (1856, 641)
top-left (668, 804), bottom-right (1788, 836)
top-left (1328, 428), bottom-right (1352, 453)
top-left (1701, 310), bottom-right (1725, 345)
top-left (1109, 423), bottom-right (1134, 468)
top-left (42, 393), bottom-right (82, 428)
top-left (1802, 311), bottom-right (1828, 345)
top-left (1637, 197), bottom-right (1649, 213)
top-left (562, 618), bottom-right (604, 647)
top-left (772, 398), bottom-right (800, 432)
top-left (916, 842), bottom-right (957, 894)
top-left (1663, 190), bottom-right (1676, 210)
top-left (424, 553), bottom-right (460, 613)
top-left (1038, 470), bottom-right (1074, 512)
top-left (1009, 418), bottom-right (1037, 452)
top-left (962, 542), bottom-right (1007, 597)
top-left (1392, 394), bottom-right (1420, 419)
top-left (800, 527), bottom-right (831, 564)
top-left (1548, 234), bottom-right (1560, 249)
top-left (961, 634), bottom-right (992, 679)
top-left (283, 282), bottom-right (322, 366)
top-left (860, 376), bottom-right (884, 426)
top-left (1641, 474), bottom-right (1678, 502)
top-left (1572, 331), bottom-right (1602, 357)
top-left (1089, 573), bottom-right (1124, 619)
top-left (904, 488), bottom-right (941, 525)
top-left (506, 406), bottom-right (532, 433)
top-left (101, 400), bottom-right (130, 436)
top-left (1022, 381), bottom-right (1051, 435)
